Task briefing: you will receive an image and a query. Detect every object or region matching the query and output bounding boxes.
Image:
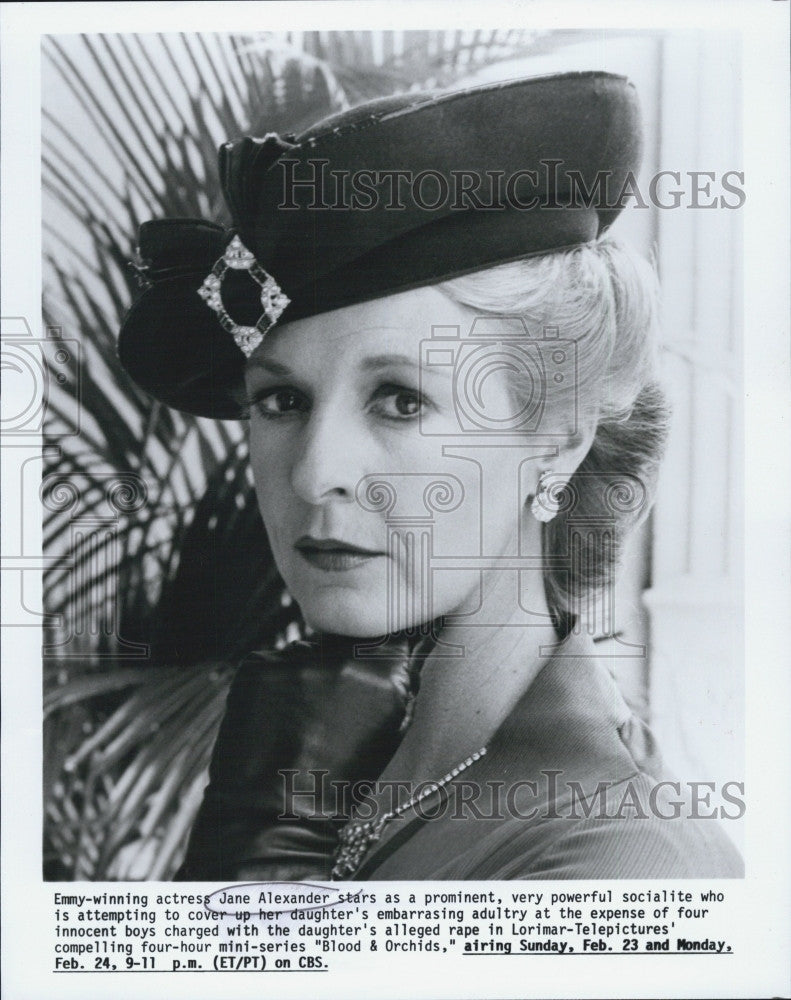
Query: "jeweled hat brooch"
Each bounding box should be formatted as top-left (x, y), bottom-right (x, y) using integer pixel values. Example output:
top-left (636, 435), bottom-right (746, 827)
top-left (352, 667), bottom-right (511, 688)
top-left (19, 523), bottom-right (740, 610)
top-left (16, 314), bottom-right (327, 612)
top-left (196, 234), bottom-right (290, 359)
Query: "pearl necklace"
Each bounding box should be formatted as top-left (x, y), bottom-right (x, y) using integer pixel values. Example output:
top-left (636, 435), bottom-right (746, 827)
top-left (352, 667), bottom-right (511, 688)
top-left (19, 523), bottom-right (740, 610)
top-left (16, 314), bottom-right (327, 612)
top-left (331, 747), bottom-right (488, 880)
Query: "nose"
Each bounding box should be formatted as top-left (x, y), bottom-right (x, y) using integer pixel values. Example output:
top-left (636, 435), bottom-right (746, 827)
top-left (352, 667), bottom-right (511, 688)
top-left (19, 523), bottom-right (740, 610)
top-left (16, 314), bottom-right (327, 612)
top-left (289, 408), bottom-right (361, 505)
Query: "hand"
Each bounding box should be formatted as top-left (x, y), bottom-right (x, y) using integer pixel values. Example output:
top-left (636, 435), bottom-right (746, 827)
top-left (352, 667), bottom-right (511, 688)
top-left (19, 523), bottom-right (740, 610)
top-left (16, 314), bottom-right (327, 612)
top-left (175, 634), bottom-right (420, 881)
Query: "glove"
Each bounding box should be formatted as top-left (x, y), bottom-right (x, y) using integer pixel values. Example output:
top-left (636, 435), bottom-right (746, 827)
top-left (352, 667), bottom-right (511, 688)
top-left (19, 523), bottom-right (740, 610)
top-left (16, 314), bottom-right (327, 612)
top-left (175, 634), bottom-right (420, 881)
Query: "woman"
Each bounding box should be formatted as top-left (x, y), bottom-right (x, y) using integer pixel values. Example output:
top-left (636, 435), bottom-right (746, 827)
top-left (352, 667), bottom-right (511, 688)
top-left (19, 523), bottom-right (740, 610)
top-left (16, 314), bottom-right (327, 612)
top-left (119, 71), bottom-right (743, 880)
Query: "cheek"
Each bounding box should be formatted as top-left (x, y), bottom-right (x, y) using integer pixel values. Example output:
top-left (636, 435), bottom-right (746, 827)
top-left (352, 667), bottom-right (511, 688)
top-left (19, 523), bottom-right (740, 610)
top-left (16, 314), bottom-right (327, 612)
top-left (248, 428), bottom-right (293, 530)
top-left (426, 454), bottom-right (525, 565)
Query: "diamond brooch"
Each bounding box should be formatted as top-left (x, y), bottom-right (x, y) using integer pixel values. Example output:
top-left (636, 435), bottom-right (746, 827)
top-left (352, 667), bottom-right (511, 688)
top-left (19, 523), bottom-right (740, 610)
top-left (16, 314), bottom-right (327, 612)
top-left (197, 235), bottom-right (290, 357)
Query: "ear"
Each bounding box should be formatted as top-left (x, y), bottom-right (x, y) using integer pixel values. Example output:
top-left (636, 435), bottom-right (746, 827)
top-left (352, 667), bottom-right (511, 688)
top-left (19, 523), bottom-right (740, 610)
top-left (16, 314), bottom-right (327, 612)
top-left (556, 416), bottom-right (597, 479)
top-left (526, 416), bottom-right (597, 492)
top-left (523, 417), bottom-right (597, 524)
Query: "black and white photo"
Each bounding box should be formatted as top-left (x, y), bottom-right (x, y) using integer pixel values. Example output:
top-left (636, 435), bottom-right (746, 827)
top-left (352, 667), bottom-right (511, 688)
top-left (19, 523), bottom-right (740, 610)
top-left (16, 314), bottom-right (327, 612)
top-left (1, 4), bottom-right (789, 999)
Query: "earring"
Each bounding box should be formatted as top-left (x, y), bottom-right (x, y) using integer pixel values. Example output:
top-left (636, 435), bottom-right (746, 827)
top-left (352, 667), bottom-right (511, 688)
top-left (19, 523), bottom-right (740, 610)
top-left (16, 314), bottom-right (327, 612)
top-left (531, 470), bottom-right (560, 523)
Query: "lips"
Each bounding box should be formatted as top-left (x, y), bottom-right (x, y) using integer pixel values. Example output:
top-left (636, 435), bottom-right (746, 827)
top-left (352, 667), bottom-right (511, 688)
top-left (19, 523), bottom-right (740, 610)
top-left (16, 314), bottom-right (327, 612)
top-left (294, 536), bottom-right (385, 573)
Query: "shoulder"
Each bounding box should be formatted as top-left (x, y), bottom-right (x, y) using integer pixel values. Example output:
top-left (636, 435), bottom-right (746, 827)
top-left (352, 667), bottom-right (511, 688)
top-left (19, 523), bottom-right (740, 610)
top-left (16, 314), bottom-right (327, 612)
top-left (531, 819), bottom-right (743, 881)
top-left (477, 654), bottom-right (744, 879)
top-left (479, 775), bottom-right (744, 880)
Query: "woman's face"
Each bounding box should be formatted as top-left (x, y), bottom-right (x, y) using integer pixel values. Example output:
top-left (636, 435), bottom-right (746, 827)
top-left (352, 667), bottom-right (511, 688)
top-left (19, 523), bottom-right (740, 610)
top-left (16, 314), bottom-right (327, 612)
top-left (245, 284), bottom-right (550, 637)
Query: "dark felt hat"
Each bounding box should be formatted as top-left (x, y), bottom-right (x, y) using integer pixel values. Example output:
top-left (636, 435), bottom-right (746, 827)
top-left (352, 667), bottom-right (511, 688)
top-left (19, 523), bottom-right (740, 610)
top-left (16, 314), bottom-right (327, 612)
top-left (118, 71), bottom-right (642, 419)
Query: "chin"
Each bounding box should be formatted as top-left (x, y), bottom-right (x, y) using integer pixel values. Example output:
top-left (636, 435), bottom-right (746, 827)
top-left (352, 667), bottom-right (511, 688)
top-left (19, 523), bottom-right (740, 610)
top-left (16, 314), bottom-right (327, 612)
top-left (300, 600), bottom-right (396, 638)
top-left (296, 582), bottom-right (433, 638)
top-left (290, 571), bottom-right (482, 639)
top-left (282, 560), bottom-right (470, 639)
top-left (283, 560), bottom-right (407, 638)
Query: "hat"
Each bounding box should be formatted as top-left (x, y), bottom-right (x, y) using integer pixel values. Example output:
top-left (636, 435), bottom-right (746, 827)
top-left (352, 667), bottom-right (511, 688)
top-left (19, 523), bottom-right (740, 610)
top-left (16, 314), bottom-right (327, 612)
top-left (118, 71), bottom-right (642, 419)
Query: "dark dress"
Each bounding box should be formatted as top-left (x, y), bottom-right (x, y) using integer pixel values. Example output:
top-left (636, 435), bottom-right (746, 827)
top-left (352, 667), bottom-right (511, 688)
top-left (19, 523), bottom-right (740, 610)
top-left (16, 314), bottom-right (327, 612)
top-left (349, 653), bottom-right (744, 880)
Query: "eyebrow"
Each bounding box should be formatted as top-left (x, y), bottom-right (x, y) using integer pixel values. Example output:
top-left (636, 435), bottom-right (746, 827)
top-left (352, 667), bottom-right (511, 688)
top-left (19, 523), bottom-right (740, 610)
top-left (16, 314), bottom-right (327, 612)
top-left (362, 353), bottom-right (451, 378)
top-left (362, 353), bottom-right (419, 371)
top-left (245, 357), bottom-right (294, 377)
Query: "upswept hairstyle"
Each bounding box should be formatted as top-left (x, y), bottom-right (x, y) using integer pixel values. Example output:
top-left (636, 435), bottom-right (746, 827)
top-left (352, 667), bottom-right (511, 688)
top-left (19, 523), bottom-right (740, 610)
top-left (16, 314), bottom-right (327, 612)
top-left (438, 236), bottom-right (670, 639)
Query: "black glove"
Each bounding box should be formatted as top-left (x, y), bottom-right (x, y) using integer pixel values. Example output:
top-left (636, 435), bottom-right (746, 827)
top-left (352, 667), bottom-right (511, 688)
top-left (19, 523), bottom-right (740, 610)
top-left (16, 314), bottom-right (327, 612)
top-left (175, 634), bottom-right (420, 881)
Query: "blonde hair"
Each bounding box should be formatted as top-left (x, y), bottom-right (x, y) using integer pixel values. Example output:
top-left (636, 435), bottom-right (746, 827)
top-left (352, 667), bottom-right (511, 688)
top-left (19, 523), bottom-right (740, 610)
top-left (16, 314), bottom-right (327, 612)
top-left (438, 236), bottom-right (670, 638)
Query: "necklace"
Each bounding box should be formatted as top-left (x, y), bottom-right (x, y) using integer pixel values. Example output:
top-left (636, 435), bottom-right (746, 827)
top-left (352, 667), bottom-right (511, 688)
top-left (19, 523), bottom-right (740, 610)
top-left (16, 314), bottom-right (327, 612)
top-left (331, 746), bottom-right (487, 880)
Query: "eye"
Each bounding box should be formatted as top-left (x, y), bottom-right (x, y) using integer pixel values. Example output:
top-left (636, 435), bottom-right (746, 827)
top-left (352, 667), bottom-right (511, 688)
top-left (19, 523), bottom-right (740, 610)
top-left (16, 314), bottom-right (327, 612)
top-left (249, 387), bottom-right (310, 418)
top-left (369, 384), bottom-right (427, 421)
